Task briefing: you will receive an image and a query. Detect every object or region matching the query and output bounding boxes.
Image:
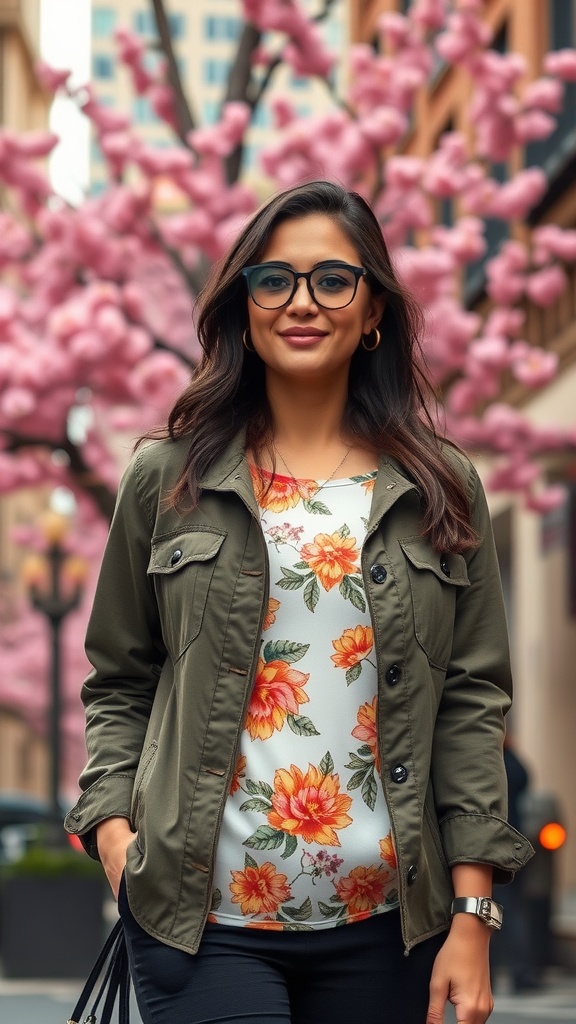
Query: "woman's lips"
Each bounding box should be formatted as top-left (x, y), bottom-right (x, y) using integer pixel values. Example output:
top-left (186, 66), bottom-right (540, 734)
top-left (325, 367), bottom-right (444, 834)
top-left (278, 328), bottom-right (328, 346)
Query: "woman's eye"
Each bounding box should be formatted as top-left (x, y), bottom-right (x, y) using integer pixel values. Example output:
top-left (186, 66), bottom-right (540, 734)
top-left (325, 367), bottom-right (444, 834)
top-left (260, 274), bottom-right (291, 291)
top-left (316, 274), bottom-right (349, 291)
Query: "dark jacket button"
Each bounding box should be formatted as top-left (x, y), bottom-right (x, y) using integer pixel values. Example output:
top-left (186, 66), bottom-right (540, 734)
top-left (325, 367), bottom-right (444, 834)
top-left (170, 549), bottom-right (183, 566)
top-left (391, 763), bottom-right (408, 784)
top-left (440, 555), bottom-right (451, 577)
top-left (370, 563), bottom-right (387, 584)
top-left (385, 664), bottom-right (401, 686)
top-left (407, 864), bottom-right (418, 885)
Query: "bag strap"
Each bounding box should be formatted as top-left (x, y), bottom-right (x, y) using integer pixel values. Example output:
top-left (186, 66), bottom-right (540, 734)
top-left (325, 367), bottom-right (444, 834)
top-left (67, 919), bottom-right (130, 1024)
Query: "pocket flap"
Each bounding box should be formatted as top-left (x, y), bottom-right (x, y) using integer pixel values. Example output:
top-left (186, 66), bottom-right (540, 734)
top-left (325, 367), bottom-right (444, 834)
top-left (148, 529), bottom-right (226, 574)
top-left (399, 538), bottom-right (470, 587)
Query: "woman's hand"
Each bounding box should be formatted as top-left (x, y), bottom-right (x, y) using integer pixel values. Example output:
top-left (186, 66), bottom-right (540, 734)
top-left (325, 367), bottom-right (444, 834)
top-left (426, 915), bottom-right (494, 1024)
top-left (96, 816), bottom-right (136, 900)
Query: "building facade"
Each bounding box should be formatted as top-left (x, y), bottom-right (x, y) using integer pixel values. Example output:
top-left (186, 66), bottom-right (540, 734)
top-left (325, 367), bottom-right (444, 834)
top-left (0, 0), bottom-right (46, 129)
top-left (354, 0), bottom-right (576, 927)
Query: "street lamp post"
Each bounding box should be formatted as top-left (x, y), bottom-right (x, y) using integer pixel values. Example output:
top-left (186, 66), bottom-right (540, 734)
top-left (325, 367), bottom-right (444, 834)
top-left (23, 511), bottom-right (86, 842)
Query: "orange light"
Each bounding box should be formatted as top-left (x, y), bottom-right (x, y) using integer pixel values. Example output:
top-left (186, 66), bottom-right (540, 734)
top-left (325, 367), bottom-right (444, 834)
top-left (539, 822), bottom-right (567, 850)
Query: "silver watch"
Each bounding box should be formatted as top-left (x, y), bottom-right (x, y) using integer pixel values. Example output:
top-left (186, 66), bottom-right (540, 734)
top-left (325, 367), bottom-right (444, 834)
top-left (451, 896), bottom-right (503, 930)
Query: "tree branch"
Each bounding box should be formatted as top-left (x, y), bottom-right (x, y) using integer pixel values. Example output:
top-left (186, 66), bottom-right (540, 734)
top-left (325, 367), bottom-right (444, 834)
top-left (150, 0), bottom-right (196, 142)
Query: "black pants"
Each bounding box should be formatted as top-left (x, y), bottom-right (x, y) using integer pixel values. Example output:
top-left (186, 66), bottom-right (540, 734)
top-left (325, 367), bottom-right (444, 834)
top-left (119, 878), bottom-right (445, 1024)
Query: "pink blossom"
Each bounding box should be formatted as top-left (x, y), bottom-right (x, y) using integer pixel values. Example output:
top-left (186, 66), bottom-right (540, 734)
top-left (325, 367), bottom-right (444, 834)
top-left (34, 60), bottom-right (70, 93)
top-left (409, 0), bottom-right (448, 31)
top-left (487, 169), bottom-right (547, 220)
top-left (525, 265), bottom-right (567, 306)
top-left (514, 110), bottom-right (556, 144)
top-left (1, 129), bottom-right (59, 159)
top-left (532, 225), bottom-right (576, 264)
top-left (431, 218), bottom-right (486, 264)
top-left (270, 97), bottom-right (296, 129)
top-left (522, 76), bottom-right (563, 113)
top-left (0, 386), bottom-right (36, 419)
top-left (543, 49), bottom-right (576, 82)
top-left (526, 486), bottom-right (567, 514)
top-left (484, 308), bottom-right (525, 338)
top-left (510, 347), bottom-right (559, 387)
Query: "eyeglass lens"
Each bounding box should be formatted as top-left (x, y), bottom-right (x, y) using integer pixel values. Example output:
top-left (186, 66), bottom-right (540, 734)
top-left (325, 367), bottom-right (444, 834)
top-left (248, 264), bottom-right (361, 309)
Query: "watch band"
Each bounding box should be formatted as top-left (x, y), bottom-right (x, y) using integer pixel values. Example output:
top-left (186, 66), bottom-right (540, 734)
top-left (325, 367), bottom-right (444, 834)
top-left (451, 896), bottom-right (503, 930)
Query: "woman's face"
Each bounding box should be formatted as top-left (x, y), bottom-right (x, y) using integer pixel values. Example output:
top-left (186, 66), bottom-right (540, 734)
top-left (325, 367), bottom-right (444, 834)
top-left (245, 213), bottom-right (384, 385)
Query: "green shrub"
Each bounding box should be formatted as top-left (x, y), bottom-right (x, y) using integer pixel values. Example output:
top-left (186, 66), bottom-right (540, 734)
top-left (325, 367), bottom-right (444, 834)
top-left (1, 845), bottom-right (104, 879)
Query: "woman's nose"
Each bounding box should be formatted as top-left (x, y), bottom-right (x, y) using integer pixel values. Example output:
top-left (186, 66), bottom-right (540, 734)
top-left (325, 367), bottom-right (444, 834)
top-left (287, 276), bottom-right (318, 312)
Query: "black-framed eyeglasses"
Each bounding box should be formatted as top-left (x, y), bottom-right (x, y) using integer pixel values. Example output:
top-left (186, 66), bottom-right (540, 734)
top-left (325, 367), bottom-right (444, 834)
top-left (242, 261), bottom-right (367, 310)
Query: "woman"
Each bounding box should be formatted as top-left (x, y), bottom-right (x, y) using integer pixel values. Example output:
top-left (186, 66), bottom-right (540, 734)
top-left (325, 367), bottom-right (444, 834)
top-left (65, 180), bottom-right (533, 1024)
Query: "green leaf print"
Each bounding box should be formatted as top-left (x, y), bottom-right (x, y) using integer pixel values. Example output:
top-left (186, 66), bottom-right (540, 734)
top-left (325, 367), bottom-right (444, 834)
top-left (339, 576), bottom-right (352, 599)
top-left (276, 567), bottom-right (308, 590)
top-left (262, 640), bottom-right (309, 664)
top-left (281, 834), bottom-right (298, 860)
top-left (245, 779), bottom-right (274, 799)
top-left (244, 853), bottom-right (258, 870)
top-left (357, 744), bottom-right (373, 757)
top-left (210, 889), bottom-right (222, 911)
top-left (302, 499), bottom-right (331, 514)
top-left (318, 901), bottom-right (346, 919)
top-left (293, 561), bottom-right (309, 569)
top-left (348, 575), bottom-right (364, 588)
top-left (348, 586), bottom-right (367, 613)
top-left (337, 524), bottom-right (351, 538)
top-left (347, 768), bottom-right (369, 791)
top-left (287, 713), bottom-right (320, 737)
top-left (386, 889), bottom-right (400, 906)
top-left (345, 752), bottom-right (369, 770)
top-left (281, 896), bottom-right (313, 921)
top-left (239, 797), bottom-right (273, 813)
top-left (362, 772), bottom-right (377, 812)
top-left (319, 751), bottom-right (334, 776)
top-left (345, 663), bottom-right (362, 685)
top-left (303, 576), bottom-right (320, 612)
top-left (243, 825), bottom-right (286, 851)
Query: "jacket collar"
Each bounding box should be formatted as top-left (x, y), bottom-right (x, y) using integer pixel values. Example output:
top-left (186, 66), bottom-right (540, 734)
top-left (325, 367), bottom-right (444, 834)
top-left (200, 429), bottom-right (418, 524)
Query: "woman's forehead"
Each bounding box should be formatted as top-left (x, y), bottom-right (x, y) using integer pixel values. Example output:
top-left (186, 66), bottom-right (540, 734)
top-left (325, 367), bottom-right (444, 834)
top-left (260, 213), bottom-right (361, 266)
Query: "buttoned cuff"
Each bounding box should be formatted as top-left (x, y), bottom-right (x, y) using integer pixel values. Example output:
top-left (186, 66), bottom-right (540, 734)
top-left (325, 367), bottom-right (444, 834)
top-left (64, 773), bottom-right (136, 860)
top-left (440, 813), bottom-right (534, 884)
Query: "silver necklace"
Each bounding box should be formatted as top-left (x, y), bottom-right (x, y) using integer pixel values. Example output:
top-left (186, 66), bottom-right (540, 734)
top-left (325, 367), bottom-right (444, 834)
top-left (274, 443), bottom-right (354, 498)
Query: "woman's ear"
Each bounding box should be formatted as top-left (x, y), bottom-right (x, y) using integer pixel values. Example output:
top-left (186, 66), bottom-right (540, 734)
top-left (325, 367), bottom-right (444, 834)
top-left (365, 293), bottom-right (386, 333)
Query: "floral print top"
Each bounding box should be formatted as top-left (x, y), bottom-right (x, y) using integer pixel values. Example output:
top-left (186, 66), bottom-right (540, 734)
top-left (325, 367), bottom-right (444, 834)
top-left (209, 467), bottom-right (399, 930)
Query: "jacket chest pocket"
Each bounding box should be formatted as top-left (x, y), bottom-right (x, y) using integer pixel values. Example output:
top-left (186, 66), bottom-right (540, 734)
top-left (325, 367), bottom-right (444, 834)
top-left (148, 528), bottom-right (226, 661)
top-left (399, 537), bottom-right (470, 670)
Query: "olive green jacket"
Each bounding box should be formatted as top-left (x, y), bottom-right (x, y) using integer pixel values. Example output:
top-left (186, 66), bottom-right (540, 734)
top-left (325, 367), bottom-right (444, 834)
top-left (65, 432), bottom-right (533, 954)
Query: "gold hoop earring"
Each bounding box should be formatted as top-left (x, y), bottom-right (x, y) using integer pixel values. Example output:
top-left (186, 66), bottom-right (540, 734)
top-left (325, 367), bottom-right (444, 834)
top-left (361, 328), bottom-right (380, 352)
top-left (243, 328), bottom-right (256, 353)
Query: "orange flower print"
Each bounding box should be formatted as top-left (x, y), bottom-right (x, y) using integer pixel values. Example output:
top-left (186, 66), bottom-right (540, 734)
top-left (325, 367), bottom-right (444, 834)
top-left (245, 918), bottom-right (284, 930)
top-left (299, 531), bottom-right (359, 591)
top-left (230, 861), bottom-right (291, 916)
top-left (263, 597), bottom-right (281, 631)
top-left (229, 754), bottom-right (247, 795)
top-left (335, 865), bottom-right (389, 916)
top-left (331, 626), bottom-right (374, 669)
top-left (246, 657), bottom-right (310, 741)
top-left (267, 762), bottom-right (352, 846)
top-left (250, 465), bottom-right (317, 513)
top-left (352, 697), bottom-right (380, 772)
top-left (379, 833), bottom-right (398, 870)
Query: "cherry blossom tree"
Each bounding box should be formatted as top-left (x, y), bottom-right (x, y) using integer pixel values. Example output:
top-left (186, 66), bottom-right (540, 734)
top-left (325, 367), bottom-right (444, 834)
top-left (2, 0), bottom-right (576, 780)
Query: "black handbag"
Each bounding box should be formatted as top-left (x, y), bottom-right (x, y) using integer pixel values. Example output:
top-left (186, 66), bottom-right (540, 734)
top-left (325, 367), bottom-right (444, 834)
top-left (67, 918), bottom-right (131, 1024)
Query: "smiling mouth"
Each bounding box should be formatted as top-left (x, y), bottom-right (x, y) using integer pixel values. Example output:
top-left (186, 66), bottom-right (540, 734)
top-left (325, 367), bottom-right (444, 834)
top-left (279, 328), bottom-right (328, 341)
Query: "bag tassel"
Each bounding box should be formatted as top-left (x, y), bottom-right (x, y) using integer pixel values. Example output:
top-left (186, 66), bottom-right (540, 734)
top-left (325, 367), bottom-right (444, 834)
top-left (67, 918), bottom-right (130, 1024)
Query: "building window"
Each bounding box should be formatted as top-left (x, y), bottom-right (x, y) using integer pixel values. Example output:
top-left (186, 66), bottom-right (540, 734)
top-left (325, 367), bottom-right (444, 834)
top-left (134, 10), bottom-right (186, 39)
top-left (291, 75), bottom-right (308, 89)
top-left (93, 54), bottom-right (114, 80)
top-left (92, 7), bottom-right (116, 37)
top-left (202, 99), bottom-right (220, 125)
top-left (203, 59), bottom-right (231, 85)
top-left (204, 15), bottom-right (241, 41)
top-left (133, 96), bottom-right (160, 124)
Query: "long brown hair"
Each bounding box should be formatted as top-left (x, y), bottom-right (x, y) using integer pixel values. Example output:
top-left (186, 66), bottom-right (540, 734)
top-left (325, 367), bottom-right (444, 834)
top-left (165, 180), bottom-right (477, 552)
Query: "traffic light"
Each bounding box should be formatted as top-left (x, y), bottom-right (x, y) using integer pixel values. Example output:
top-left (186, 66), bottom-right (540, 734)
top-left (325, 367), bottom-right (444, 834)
top-left (518, 791), bottom-right (566, 972)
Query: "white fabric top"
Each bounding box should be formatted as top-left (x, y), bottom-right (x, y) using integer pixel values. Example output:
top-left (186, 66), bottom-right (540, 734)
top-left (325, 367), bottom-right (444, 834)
top-left (210, 467), bottom-right (399, 930)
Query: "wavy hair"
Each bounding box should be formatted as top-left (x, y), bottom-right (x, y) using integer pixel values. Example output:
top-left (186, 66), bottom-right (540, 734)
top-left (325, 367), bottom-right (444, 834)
top-left (164, 180), bottom-right (477, 552)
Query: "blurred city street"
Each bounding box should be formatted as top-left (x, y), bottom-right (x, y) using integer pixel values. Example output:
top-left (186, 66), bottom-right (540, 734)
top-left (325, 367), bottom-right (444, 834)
top-left (0, 971), bottom-right (575, 1024)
